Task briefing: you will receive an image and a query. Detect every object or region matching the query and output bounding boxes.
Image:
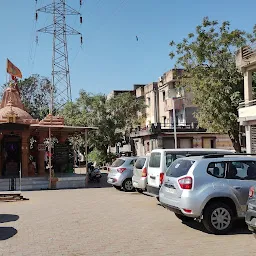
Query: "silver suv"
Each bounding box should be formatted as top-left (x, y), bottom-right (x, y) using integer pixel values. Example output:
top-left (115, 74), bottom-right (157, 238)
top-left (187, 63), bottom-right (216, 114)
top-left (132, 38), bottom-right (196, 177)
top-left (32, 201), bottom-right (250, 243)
top-left (159, 154), bottom-right (256, 234)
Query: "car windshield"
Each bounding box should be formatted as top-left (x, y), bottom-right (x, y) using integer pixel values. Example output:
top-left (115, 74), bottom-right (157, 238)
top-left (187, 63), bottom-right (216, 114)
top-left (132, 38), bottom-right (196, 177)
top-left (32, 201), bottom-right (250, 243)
top-left (135, 158), bottom-right (146, 169)
top-left (111, 159), bottom-right (125, 167)
top-left (166, 159), bottom-right (195, 178)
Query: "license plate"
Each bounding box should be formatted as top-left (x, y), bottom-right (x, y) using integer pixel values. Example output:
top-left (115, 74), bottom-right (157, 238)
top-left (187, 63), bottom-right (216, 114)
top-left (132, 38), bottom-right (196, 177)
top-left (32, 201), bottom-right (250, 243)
top-left (166, 187), bottom-right (175, 193)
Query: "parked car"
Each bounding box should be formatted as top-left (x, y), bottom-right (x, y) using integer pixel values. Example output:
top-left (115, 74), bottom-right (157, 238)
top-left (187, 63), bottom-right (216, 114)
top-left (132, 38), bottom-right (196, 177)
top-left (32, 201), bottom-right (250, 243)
top-left (107, 157), bottom-right (138, 192)
top-left (132, 155), bottom-right (150, 193)
top-left (147, 148), bottom-right (234, 196)
top-left (246, 185), bottom-right (256, 238)
top-left (159, 154), bottom-right (256, 234)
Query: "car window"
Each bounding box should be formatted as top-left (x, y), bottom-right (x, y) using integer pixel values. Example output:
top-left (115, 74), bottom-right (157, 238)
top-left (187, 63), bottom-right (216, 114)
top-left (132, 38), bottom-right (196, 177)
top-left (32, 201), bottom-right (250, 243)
top-left (129, 159), bottom-right (136, 166)
top-left (166, 159), bottom-right (194, 178)
top-left (149, 152), bottom-right (161, 168)
top-left (207, 162), bottom-right (226, 178)
top-left (135, 158), bottom-right (146, 169)
top-left (227, 161), bottom-right (256, 180)
top-left (111, 159), bottom-right (125, 167)
top-left (166, 153), bottom-right (186, 168)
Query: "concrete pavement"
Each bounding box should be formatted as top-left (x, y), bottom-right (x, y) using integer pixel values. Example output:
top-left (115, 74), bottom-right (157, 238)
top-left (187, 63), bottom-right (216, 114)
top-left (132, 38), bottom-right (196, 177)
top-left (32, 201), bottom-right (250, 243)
top-left (0, 186), bottom-right (255, 256)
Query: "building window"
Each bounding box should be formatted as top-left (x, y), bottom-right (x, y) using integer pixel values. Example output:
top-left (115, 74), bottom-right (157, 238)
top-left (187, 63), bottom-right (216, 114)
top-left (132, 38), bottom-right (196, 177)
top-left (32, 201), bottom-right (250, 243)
top-left (147, 97), bottom-right (151, 107)
top-left (163, 91), bottom-right (166, 101)
top-left (163, 116), bottom-right (167, 126)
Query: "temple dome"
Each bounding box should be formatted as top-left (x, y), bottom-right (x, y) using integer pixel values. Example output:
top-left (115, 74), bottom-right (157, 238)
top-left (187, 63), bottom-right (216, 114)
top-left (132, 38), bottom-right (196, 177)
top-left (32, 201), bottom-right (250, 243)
top-left (0, 85), bottom-right (38, 124)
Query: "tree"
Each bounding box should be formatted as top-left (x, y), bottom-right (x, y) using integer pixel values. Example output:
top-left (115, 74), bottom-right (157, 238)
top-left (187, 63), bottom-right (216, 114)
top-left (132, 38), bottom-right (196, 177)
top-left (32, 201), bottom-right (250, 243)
top-left (169, 17), bottom-right (256, 152)
top-left (1, 75), bottom-right (51, 120)
top-left (62, 90), bottom-right (146, 162)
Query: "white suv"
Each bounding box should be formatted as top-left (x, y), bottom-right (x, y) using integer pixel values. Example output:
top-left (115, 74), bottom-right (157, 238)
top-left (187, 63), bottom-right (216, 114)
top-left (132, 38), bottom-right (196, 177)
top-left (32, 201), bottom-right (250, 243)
top-left (159, 154), bottom-right (256, 234)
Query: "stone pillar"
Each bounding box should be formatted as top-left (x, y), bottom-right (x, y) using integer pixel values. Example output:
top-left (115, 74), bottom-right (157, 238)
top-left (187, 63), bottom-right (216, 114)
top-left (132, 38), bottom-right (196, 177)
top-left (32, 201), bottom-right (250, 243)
top-left (37, 132), bottom-right (47, 176)
top-left (244, 70), bottom-right (253, 103)
top-left (245, 126), bottom-right (252, 153)
top-left (21, 131), bottom-right (30, 177)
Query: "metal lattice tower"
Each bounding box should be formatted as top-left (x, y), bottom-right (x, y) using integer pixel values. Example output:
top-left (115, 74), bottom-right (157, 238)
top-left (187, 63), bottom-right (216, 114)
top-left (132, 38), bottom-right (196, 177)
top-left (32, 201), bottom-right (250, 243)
top-left (36, 0), bottom-right (83, 114)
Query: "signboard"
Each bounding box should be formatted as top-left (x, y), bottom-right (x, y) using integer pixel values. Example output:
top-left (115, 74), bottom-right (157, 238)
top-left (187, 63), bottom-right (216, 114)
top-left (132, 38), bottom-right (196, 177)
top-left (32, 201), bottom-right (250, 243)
top-left (54, 144), bottom-right (69, 164)
top-left (38, 144), bottom-right (46, 151)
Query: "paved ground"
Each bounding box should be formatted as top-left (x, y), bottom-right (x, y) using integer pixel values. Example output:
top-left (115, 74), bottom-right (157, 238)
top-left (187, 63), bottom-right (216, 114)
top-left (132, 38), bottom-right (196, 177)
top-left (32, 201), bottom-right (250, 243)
top-left (0, 181), bottom-right (255, 256)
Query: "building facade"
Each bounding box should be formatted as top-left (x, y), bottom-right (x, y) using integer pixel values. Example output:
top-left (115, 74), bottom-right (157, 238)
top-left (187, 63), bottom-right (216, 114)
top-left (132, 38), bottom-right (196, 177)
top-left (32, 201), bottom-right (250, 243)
top-left (131, 69), bottom-right (233, 155)
top-left (236, 45), bottom-right (256, 153)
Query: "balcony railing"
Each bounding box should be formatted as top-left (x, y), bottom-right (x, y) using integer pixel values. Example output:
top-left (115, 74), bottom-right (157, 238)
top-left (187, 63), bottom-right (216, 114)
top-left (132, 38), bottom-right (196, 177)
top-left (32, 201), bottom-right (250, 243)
top-left (242, 43), bottom-right (256, 60)
top-left (239, 99), bottom-right (256, 108)
top-left (130, 122), bottom-right (204, 137)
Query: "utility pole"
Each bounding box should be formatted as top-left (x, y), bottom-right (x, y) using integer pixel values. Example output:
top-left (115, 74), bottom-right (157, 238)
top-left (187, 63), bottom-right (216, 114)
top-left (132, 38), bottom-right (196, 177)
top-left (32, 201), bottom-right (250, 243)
top-left (36, 0), bottom-right (83, 112)
top-left (35, 0), bottom-right (83, 188)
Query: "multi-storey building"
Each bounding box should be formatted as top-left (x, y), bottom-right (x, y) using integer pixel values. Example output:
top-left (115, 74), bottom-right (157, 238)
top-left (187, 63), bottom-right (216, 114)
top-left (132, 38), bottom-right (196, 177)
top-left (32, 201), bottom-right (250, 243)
top-left (236, 44), bottom-right (256, 153)
top-left (130, 69), bottom-right (233, 156)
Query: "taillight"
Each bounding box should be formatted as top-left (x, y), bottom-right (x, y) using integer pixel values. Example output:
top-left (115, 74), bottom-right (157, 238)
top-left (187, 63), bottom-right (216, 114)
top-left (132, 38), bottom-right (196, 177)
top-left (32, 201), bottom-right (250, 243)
top-left (141, 167), bottom-right (147, 177)
top-left (178, 176), bottom-right (193, 190)
top-left (160, 173), bottom-right (165, 185)
top-left (117, 168), bottom-right (126, 173)
top-left (249, 187), bottom-right (255, 198)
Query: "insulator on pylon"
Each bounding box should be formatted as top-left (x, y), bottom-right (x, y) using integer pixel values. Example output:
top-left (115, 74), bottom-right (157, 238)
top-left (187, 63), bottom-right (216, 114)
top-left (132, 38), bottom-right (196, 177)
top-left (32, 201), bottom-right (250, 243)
top-left (36, 12), bottom-right (38, 21)
top-left (80, 35), bottom-right (83, 45)
top-left (80, 0), bottom-right (82, 6)
top-left (36, 35), bottom-right (39, 45)
top-left (80, 16), bottom-right (83, 24)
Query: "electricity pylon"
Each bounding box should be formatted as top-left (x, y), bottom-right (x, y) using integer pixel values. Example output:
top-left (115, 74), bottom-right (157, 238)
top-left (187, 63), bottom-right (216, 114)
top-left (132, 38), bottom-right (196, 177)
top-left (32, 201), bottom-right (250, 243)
top-left (36, 0), bottom-right (83, 114)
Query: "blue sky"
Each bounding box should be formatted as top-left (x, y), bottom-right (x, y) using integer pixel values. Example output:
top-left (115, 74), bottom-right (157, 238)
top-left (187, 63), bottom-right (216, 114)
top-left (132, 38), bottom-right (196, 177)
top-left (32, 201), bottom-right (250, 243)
top-left (0, 0), bottom-right (255, 100)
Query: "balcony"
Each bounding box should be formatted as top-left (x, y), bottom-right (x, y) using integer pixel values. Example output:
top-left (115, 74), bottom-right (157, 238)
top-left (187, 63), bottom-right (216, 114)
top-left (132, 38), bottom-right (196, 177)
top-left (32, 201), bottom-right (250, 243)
top-left (130, 122), bottom-right (205, 138)
top-left (236, 43), bottom-right (256, 71)
top-left (238, 99), bottom-right (256, 125)
top-left (164, 98), bottom-right (184, 111)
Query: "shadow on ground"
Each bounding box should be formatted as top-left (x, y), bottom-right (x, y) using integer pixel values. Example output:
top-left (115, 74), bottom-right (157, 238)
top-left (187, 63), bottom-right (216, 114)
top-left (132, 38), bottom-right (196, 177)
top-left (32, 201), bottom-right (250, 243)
top-left (0, 214), bottom-right (19, 240)
top-left (0, 227), bottom-right (17, 240)
top-left (0, 214), bottom-right (19, 223)
top-left (182, 219), bottom-right (251, 235)
top-left (156, 203), bottom-right (252, 235)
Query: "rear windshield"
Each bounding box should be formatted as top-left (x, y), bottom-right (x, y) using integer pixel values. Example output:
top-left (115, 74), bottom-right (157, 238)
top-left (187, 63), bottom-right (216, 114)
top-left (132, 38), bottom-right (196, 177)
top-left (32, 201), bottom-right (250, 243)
top-left (166, 159), bottom-right (195, 178)
top-left (135, 158), bottom-right (146, 169)
top-left (149, 152), bottom-right (161, 168)
top-left (111, 159), bottom-right (125, 167)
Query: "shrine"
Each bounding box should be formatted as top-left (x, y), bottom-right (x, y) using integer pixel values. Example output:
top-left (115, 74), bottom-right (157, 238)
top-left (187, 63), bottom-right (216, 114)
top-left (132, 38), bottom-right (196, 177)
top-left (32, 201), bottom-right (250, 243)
top-left (0, 83), bottom-right (94, 179)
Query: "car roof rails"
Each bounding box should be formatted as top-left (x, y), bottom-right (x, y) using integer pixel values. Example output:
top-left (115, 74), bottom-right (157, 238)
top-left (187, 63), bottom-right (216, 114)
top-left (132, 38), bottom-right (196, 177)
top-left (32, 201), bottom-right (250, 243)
top-left (202, 153), bottom-right (256, 159)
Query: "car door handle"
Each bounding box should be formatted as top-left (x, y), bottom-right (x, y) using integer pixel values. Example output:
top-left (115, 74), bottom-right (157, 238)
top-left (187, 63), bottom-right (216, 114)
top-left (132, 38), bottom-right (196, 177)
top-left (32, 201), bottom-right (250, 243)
top-left (234, 186), bottom-right (241, 190)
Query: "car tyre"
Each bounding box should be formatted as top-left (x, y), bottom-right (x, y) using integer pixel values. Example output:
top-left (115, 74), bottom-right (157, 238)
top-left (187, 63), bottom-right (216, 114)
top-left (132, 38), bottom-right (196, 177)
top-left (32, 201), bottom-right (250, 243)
top-left (135, 188), bottom-right (143, 193)
top-left (175, 213), bottom-right (193, 222)
top-left (122, 179), bottom-right (135, 192)
top-left (202, 202), bottom-right (234, 234)
top-left (113, 185), bottom-right (122, 191)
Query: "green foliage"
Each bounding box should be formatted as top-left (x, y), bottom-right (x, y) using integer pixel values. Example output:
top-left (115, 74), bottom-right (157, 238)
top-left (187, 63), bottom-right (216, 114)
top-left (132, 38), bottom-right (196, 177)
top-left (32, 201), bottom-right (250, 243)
top-left (169, 17), bottom-right (256, 152)
top-left (1, 75), bottom-right (51, 120)
top-left (62, 91), bottom-right (146, 161)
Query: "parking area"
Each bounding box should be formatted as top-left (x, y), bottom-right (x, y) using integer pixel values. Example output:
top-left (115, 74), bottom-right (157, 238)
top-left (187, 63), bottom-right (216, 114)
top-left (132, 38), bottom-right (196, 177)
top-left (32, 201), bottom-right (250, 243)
top-left (0, 186), bottom-right (255, 256)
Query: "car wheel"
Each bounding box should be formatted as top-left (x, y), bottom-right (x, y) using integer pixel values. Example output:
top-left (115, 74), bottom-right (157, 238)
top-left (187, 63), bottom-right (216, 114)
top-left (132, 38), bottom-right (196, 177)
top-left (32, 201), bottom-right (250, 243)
top-left (175, 213), bottom-right (193, 222)
top-left (113, 185), bottom-right (122, 191)
top-left (122, 179), bottom-right (135, 192)
top-left (202, 202), bottom-right (233, 234)
top-left (135, 188), bottom-right (143, 193)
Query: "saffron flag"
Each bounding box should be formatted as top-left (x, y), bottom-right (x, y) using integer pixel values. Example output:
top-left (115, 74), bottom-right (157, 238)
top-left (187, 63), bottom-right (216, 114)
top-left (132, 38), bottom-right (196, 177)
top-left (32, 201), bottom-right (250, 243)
top-left (6, 59), bottom-right (22, 78)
